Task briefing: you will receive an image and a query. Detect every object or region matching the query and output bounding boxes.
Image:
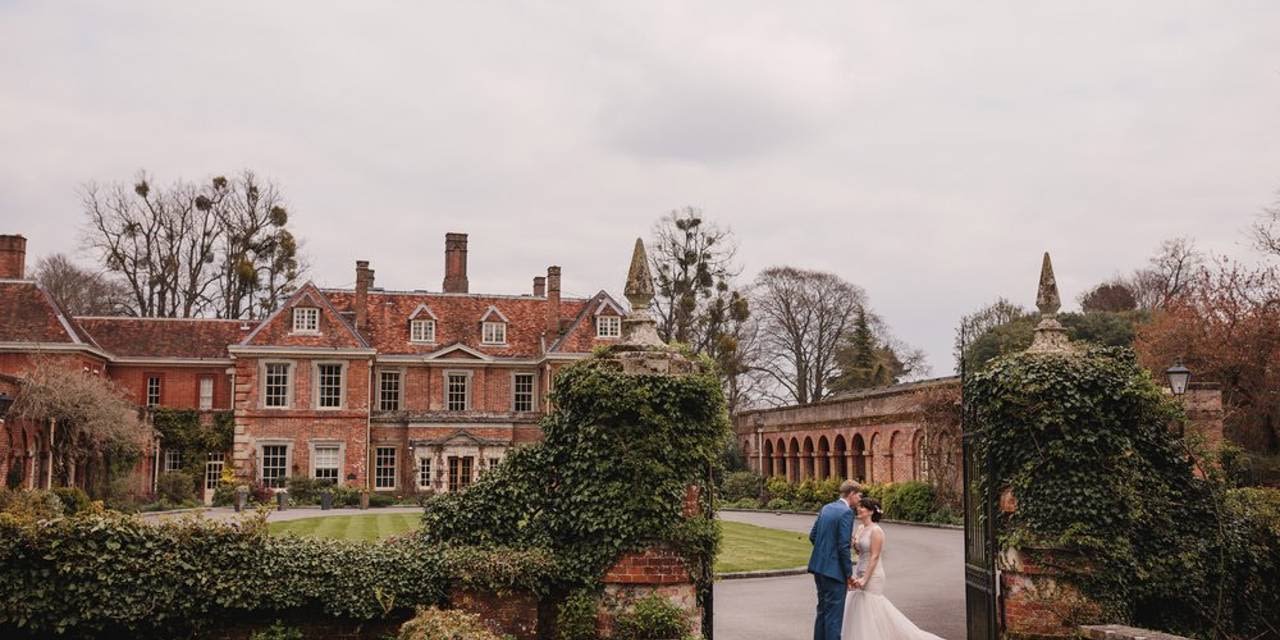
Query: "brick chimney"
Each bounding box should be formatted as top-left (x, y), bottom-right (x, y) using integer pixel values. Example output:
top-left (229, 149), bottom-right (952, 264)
top-left (533, 276), bottom-right (546, 297)
top-left (0, 234), bottom-right (26, 279)
top-left (545, 266), bottom-right (561, 336)
top-left (443, 233), bottom-right (469, 294)
top-left (354, 260), bottom-right (374, 330)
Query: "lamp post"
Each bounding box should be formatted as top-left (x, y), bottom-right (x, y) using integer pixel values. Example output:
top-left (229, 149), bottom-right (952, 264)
top-left (1165, 362), bottom-right (1192, 396)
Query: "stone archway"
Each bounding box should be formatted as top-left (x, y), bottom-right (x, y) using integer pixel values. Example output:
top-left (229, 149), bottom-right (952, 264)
top-left (763, 438), bottom-right (775, 477)
top-left (801, 436), bottom-right (815, 480)
top-left (851, 434), bottom-right (867, 482)
top-left (833, 434), bottom-right (848, 480)
top-left (817, 435), bottom-right (830, 479)
top-left (868, 433), bottom-right (880, 483)
top-left (788, 437), bottom-right (801, 483)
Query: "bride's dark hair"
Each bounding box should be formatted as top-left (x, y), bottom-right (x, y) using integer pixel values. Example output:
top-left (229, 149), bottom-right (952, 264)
top-left (859, 497), bottom-right (883, 523)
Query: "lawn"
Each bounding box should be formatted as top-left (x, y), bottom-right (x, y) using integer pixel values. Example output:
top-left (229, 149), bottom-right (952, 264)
top-left (268, 512), bottom-right (421, 542)
top-left (268, 515), bottom-right (811, 573)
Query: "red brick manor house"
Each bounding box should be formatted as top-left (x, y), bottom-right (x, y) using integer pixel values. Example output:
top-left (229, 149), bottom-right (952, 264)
top-left (0, 232), bottom-right (627, 500)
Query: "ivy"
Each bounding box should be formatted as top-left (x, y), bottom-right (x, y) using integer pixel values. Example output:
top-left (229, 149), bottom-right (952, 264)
top-left (966, 346), bottom-right (1279, 637)
top-left (420, 356), bottom-right (730, 596)
top-left (150, 408), bottom-right (234, 481)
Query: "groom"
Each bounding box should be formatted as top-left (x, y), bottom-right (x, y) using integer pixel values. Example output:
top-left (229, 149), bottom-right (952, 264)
top-left (808, 480), bottom-right (860, 640)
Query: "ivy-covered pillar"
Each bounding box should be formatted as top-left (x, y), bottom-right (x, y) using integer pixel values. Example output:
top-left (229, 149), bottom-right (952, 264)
top-left (968, 253), bottom-right (1203, 639)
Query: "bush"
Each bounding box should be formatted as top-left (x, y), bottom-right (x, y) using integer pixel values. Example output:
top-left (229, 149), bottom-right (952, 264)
top-left (397, 606), bottom-right (506, 640)
top-left (0, 488), bottom-right (64, 519)
top-left (250, 621), bottom-right (303, 640)
top-left (331, 485), bottom-right (363, 507)
top-left (764, 475), bottom-right (792, 503)
top-left (0, 510), bottom-right (556, 637)
top-left (156, 471), bottom-right (195, 504)
top-left (794, 479), bottom-right (820, 506)
top-left (727, 497), bottom-right (760, 509)
top-left (765, 498), bottom-right (792, 511)
top-left (211, 483), bottom-right (236, 507)
top-left (613, 593), bottom-right (692, 640)
top-left (52, 487), bottom-right (91, 515)
top-left (369, 493), bottom-right (396, 508)
top-left (881, 481), bottom-right (934, 523)
top-left (721, 471), bottom-right (763, 503)
top-left (556, 590), bottom-right (599, 640)
top-left (285, 475), bottom-right (333, 505)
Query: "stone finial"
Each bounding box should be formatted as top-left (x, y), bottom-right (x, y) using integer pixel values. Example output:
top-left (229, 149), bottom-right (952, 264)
top-left (1036, 252), bottom-right (1061, 316)
top-left (620, 238), bottom-right (664, 348)
top-left (625, 238), bottom-right (655, 312)
top-left (1028, 251), bottom-right (1074, 354)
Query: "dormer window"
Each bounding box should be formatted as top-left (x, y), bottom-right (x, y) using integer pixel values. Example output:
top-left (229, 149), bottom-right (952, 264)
top-left (292, 307), bottom-right (319, 333)
top-left (597, 315), bottom-right (621, 338)
top-left (482, 321), bottom-right (507, 345)
top-left (411, 319), bottom-right (436, 343)
top-left (479, 305), bottom-right (509, 345)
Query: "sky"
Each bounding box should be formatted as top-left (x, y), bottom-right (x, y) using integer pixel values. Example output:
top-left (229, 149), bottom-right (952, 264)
top-left (3, 1), bottom-right (1279, 377)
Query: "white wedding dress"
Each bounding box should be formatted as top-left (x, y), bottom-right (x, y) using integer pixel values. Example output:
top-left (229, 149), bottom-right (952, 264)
top-left (841, 524), bottom-right (944, 640)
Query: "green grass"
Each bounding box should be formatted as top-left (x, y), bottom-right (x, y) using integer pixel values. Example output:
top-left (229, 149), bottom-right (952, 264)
top-left (715, 520), bottom-right (811, 574)
top-left (269, 515), bottom-right (811, 574)
top-left (268, 513), bottom-right (420, 542)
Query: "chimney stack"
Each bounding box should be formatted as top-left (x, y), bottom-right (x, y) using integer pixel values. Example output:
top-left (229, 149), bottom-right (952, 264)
top-left (0, 234), bottom-right (27, 279)
top-left (545, 266), bottom-right (561, 336)
top-left (354, 260), bottom-right (374, 330)
top-left (533, 276), bottom-right (546, 297)
top-left (443, 233), bottom-right (469, 293)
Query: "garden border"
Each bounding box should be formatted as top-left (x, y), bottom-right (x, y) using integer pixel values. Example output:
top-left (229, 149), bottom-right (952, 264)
top-left (719, 508), bottom-right (963, 531)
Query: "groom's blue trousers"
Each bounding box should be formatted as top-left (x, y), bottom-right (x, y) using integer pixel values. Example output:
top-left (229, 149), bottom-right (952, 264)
top-left (813, 574), bottom-right (847, 640)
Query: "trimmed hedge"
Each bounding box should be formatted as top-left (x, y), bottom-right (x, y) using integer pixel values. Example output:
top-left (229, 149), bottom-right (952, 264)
top-left (0, 510), bottom-right (555, 638)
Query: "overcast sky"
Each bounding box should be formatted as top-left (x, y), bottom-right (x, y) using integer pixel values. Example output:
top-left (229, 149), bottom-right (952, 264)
top-left (3, 2), bottom-right (1279, 376)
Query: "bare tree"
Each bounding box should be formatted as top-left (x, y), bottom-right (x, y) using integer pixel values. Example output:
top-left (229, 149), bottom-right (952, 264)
top-left (752, 266), bottom-right (865, 406)
top-left (914, 383), bottom-right (962, 509)
top-left (34, 254), bottom-right (130, 316)
top-left (1127, 237), bottom-right (1203, 310)
top-left (215, 171), bottom-right (302, 319)
top-left (954, 297), bottom-right (1027, 370)
top-left (81, 170), bottom-right (303, 319)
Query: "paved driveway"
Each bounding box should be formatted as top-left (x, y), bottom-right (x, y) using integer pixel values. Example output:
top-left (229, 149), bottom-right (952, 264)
top-left (715, 511), bottom-right (964, 640)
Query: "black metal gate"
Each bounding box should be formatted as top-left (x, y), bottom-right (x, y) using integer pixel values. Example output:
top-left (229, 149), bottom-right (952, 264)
top-left (961, 336), bottom-right (999, 640)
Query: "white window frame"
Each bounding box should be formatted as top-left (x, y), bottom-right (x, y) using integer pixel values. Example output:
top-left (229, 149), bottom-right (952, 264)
top-left (146, 376), bottom-right (162, 407)
top-left (445, 370), bottom-right (472, 412)
top-left (309, 441), bottom-right (343, 484)
top-left (205, 452), bottom-right (225, 490)
top-left (261, 361), bottom-right (294, 409)
top-left (378, 369), bottom-right (402, 412)
top-left (512, 372), bottom-right (535, 412)
top-left (313, 361), bottom-right (346, 410)
top-left (259, 441), bottom-right (292, 489)
top-left (163, 449), bottom-right (182, 473)
top-left (374, 446), bottom-right (398, 490)
top-left (481, 321), bottom-right (507, 345)
top-left (198, 376), bottom-right (214, 410)
top-left (596, 315), bottom-right (621, 339)
top-left (416, 455), bottom-right (433, 491)
top-left (292, 307), bottom-right (320, 334)
top-left (410, 319), bottom-right (436, 343)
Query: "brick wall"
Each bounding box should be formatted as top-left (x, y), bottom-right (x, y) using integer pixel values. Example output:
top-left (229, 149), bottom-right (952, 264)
top-left (449, 588), bottom-right (540, 640)
top-left (107, 364), bottom-right (231, 410)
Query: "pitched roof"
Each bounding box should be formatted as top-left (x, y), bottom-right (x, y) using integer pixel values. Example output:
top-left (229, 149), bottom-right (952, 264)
top-left (550, 290), bottom-right (627, 353)
top-left (241, 282), bottom-right (370, 350)
top-left (323, 289), bottom-right (593, 358)
top-left (76, 317), bottom-right (250, 359)
top-left (0, 280), bottom-right (92, 345)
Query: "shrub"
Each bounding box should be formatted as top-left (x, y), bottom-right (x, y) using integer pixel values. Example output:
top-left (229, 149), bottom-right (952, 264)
top-left (794, 479), bottom-right (819, 506)
top-left (396, 606), bottom-right (506, 640)
top-left (881, 481), bottom-right (934, 523)
top-left (250, 621), bottom-right (303, 640)
top-left (0, 510), bottom-right (554, 637)
top-left (555, 590), bottom-right (599, 640)
top-left (727, 497), bottom-right (759, 509)
top-left (369, 493), bottom-right (396, 508)
top-left (764, 475), bottom-right (791, 503)
top-left (0, 488), bottom-right (64, 519)
top-left (613, 593), bottom-right (692, 640)
top-left (211, 483), bottom-right (236, 507)
top-left (51, 487), bottom-right (91, 515)
top-left (332, 485), bottom-right (363, 507)
top-left (765, 498), bottom-right (792, 511)
top-left (721, 471), bottom-right (763, 502)
top-left (285, 475), bottom-right (333, 505)
top-left (156, 471), bottom-right (195, 504)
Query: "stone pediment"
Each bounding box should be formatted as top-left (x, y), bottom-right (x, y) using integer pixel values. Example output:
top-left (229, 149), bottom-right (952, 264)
top-left (426, 342), bottom-right (490, 360)
top-left (411, 429), bottom-right (507, 448)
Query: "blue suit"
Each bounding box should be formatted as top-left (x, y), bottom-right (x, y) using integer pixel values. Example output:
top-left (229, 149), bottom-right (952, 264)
top-left (808, 499), bottom-right (854, 640)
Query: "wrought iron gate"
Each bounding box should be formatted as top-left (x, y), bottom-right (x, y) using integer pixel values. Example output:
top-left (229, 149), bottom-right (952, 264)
top-left (961, 336), bottom-right (999, 640)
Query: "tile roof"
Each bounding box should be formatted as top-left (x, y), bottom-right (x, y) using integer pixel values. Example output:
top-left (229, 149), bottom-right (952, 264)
top-left (324, 289), bottom-right (594, 357)
top-left (0, 280), bottom-right (89, 344)
top-left (76, 317), bottom-right (250, 359)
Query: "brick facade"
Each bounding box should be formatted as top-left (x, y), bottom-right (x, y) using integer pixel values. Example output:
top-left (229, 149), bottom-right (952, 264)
top-left (0, 232), bottom-right (622, 499)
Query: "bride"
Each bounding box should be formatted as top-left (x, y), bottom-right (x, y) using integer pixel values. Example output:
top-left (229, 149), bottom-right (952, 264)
top-left (841, 497), bottom-right (944, 640)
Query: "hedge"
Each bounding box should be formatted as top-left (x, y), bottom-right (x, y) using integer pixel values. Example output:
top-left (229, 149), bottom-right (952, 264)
top-left (0, 509), bottom-right (556, 638)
